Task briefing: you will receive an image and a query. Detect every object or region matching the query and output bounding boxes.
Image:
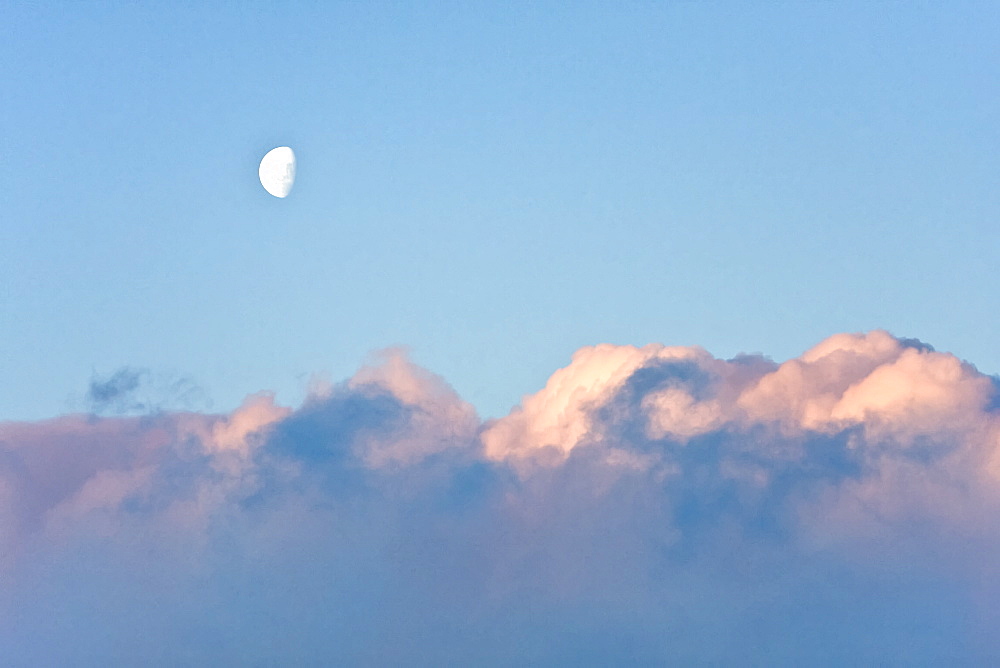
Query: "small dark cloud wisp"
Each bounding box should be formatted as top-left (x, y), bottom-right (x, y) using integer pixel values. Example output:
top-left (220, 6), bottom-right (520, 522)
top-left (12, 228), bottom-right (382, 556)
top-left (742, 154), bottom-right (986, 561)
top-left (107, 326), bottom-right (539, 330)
top-left (86, 367), bottom-right (206, 415)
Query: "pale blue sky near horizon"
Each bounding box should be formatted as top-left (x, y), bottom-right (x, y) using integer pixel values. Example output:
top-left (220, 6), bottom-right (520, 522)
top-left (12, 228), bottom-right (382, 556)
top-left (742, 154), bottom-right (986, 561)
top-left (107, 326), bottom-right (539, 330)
top-left (2, 2), bottom-right (998, 420)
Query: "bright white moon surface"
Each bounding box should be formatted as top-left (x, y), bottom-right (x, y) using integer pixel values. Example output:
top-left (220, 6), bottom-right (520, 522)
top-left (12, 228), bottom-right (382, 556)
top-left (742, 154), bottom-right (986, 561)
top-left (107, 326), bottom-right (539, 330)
top-left (259, 146), bottom-right (295, 198)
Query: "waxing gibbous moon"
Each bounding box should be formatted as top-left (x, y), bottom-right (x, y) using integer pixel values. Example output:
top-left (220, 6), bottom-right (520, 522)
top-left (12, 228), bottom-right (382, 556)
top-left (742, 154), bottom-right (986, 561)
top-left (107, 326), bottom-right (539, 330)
top-left (259, 146), bottom-right (296, 198)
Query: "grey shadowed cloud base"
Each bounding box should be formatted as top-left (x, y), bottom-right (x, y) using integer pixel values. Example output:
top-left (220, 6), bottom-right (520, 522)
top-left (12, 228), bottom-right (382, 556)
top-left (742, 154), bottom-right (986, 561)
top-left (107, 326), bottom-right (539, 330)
top-left (2, 331), bottom-right (1000, 665)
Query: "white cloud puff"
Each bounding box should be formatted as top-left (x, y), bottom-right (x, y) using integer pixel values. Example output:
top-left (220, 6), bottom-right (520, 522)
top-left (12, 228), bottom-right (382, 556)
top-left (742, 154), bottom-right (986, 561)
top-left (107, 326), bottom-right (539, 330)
top-left (485, 330), bottom-right (998, 463)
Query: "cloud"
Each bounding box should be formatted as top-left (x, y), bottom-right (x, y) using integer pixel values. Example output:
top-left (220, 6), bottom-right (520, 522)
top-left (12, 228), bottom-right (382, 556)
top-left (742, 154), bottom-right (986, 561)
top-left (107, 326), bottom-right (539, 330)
top-left (85, 366), bottom-right (206, 415)
top-left (86, 367), bottom-right (146, 413)
top-left (2, 331), bottom-right (1000, 664)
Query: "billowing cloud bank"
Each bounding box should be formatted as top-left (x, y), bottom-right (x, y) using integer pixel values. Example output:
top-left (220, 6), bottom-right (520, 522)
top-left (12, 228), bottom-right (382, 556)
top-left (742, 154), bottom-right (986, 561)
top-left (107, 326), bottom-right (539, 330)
top-left (3, 332), bottom-right (1000, 664)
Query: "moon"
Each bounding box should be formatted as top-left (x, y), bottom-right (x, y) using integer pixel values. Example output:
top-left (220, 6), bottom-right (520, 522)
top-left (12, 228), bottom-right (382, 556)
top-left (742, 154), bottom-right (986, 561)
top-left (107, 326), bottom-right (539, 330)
top-left (259, 146), bottom-right (295, 198)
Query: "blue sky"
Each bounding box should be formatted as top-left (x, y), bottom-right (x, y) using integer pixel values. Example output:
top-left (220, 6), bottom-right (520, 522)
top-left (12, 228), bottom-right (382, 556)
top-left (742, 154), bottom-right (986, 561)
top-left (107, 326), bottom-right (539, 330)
top-left (2, 2), bottom-right (997, 420)
top-left (4, 5), bottom-right (1000, 662)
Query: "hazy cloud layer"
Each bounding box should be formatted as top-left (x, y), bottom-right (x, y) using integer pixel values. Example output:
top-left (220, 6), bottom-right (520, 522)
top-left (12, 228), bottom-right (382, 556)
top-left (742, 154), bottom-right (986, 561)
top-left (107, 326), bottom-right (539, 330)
top-left (3, 331), bottom-right (1000, 664)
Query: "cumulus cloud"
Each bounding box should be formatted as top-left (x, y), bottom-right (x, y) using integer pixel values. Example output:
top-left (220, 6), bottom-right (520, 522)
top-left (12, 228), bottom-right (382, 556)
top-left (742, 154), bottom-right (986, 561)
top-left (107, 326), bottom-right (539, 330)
top-left (2, 331), bottom-right (1000, 664)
